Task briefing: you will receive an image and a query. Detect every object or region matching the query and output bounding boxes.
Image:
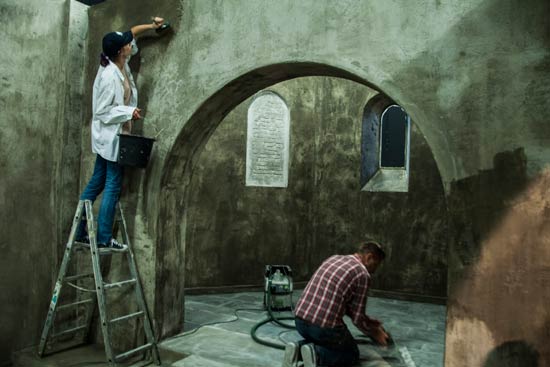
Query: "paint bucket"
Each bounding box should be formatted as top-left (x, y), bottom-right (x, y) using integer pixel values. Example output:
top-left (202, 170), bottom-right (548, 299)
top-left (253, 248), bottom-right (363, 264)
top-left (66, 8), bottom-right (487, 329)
top-left (117, 134), bottom-right (155, 168)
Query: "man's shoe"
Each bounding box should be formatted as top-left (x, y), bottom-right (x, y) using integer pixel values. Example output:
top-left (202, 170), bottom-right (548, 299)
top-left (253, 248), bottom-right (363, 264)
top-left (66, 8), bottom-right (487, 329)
top-left (301, 344), bottom-right (317, 367)
top-left (282, 341), bottom-right (300, 367)
top-left (98, 238), bottom-right (128, 252)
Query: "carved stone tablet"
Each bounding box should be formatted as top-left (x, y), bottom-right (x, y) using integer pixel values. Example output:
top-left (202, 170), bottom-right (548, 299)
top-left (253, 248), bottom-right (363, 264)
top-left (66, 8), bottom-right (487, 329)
top-left (246, 91), bottom-right (290, 187)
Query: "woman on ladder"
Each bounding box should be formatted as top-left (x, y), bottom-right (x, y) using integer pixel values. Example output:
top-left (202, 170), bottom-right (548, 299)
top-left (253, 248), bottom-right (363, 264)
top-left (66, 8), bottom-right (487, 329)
top-left (76, 17), bottom-right (166, 251)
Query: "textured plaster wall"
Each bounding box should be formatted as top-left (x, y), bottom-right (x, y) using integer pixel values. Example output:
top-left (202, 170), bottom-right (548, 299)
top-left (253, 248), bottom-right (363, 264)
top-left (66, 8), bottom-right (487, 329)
top-left (445, 150), bottom-right (550, 367)
top-left (184, 77), bottom-right (449, 298)
top-left (114, 0), bottom-right (548, 364)
top-left (1, 0), bottom-right (544, 365)
top-left (0, 0), bottom-right (80, 363)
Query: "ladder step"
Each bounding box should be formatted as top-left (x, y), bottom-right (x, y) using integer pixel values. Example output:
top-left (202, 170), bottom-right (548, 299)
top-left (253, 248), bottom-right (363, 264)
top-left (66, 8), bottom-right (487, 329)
top-left (57, 298), bottom-right (94, 311)
top-left (73, 241), bottom-right (126, 255)
top-left (109, 311), bottom-right (144, 324)
top-left (114, 343), bottom-right (153, 362)
top-left (104, 279), bottom-right (136, 289)
top-left (50, 325), bottom-right (88, 339)
top-left (64, 273), bottom-right (94, 282)
top-left (98, 247), bottom-right (128, 255)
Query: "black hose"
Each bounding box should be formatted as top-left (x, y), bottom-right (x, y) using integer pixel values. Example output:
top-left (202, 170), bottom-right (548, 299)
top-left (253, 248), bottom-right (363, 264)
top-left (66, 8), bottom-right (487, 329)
top-left (267, 301), bottom-right (295, 329)
top-left (251, 317), bottom-right (287, 349)
top-left (250, 279), bottom-right (296, 350)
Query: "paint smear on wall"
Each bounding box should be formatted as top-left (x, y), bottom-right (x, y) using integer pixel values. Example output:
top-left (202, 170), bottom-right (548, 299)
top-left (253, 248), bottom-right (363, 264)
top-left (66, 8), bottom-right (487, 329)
top-left (446, 317), bottom-right (496, 366)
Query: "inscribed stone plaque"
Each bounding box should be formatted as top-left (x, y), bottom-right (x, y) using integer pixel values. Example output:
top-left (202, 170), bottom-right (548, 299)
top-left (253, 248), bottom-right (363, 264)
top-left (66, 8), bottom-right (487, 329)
top-left (246, 91), bottom-right (290, 187)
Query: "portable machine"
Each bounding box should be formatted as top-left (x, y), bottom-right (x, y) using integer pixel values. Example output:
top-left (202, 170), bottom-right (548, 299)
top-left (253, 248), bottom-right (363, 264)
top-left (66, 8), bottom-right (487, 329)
top-left (263, 265), bottom-right (293, 312)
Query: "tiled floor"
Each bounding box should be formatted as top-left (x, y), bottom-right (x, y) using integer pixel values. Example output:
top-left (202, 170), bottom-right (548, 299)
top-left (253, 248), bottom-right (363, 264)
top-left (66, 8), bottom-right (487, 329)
top-left (160, 290), bottom-right (446, 367)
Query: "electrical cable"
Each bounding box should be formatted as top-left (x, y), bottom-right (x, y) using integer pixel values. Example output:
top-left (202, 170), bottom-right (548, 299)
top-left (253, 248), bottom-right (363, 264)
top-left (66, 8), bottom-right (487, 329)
top-left (166, 307), bottom-right (266, 340)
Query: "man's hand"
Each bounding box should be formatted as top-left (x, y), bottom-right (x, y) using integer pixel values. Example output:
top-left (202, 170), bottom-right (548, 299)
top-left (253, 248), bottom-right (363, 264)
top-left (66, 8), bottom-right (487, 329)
top-left (132, 108), bottom-right (142, 120)
top-left (366, 317), bottom-right (382, 329)
top-left (370, 326), bottom-right (390, 346)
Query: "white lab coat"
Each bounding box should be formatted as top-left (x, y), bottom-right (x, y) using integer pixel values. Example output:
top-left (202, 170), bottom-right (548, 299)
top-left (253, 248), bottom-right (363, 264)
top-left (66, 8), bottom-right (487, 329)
top-left (91, 40), bottom-right (138, 162)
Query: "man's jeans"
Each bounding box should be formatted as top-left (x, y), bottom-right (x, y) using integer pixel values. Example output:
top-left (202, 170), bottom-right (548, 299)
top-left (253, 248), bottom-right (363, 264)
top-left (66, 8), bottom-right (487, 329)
top-left (76, 155), bottom-right (123, 244)
top-left (295, 317), bottom-right (360, 367)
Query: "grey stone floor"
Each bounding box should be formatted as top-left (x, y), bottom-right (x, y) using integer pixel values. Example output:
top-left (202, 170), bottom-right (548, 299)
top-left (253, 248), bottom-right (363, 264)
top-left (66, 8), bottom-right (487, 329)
top-left (160, 290), bottom-right (446, 367)
top-left (15, 290), bottom-right (446, 367)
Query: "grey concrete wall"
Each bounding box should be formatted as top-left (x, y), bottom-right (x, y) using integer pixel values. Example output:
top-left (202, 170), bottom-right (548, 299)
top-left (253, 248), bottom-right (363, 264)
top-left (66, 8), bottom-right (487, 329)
top-left (1, 0), bottom-right (545, 365)
top-left (57, 0), bottom-right (88, 252)
top-left (0, 0), bottom-right (80, 364)
top-left (184, 77), bottom-right (449, 298)
top-left (129, 0), bottom-right (548, 364)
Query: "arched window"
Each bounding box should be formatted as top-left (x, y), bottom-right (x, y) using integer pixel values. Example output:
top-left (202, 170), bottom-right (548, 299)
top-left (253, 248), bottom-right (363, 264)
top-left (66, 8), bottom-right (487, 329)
top-left (380, 105), bottom-right (410, 168)
top-left (245, 90), bottom-right (290, 188)
top-left (361, 96), bottom-right (410, 192)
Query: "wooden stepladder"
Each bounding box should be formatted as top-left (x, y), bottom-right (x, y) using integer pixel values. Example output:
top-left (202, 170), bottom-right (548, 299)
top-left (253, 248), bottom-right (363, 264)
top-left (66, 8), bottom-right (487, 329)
top-left (38, 200), bottom-right (160, 366)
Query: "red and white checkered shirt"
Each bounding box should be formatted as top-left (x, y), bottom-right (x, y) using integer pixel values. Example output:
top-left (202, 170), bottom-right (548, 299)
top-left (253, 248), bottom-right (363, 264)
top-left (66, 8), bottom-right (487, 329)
top-left (295, 254), bottom-right (371, 334)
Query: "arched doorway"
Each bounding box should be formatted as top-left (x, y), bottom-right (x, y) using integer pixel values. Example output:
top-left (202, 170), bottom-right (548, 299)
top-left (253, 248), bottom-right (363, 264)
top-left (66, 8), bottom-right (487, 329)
top-left (153, 63), bottom-right (449, 349)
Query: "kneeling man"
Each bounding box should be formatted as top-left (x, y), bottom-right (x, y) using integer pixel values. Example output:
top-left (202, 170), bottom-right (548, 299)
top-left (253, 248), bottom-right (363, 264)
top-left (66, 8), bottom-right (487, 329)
top-left (285, 241), bottom-right (390, 367)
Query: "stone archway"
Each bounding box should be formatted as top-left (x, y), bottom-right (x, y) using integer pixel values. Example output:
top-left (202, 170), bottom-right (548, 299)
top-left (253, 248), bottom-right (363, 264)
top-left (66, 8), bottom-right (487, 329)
top-left (152, 62), bottom-right (448, 338)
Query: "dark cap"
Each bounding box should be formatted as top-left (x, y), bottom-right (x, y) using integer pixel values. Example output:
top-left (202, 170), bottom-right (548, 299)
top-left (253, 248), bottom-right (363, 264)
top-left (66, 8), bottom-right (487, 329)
top-left (102, 31), bottom-right (133, 59)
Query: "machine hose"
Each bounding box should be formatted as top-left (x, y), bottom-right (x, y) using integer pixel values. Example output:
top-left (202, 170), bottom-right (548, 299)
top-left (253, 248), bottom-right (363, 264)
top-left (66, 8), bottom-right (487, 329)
top-left (250, 280), bottom-right (296, 350)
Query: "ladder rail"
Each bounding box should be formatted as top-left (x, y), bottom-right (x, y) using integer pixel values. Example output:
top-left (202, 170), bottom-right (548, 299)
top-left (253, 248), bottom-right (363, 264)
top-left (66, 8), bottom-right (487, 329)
top-left (38, 200), bottom-right (84, 357)
top-left (85, 200), bottom-right (117, 364)
top-left (118, 202), bottom-right (161, 365)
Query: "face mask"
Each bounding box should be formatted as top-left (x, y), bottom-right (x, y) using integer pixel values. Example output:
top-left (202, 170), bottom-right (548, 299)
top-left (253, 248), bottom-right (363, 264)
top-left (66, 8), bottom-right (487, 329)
top-left (131, 40), bottom-right (139, 56)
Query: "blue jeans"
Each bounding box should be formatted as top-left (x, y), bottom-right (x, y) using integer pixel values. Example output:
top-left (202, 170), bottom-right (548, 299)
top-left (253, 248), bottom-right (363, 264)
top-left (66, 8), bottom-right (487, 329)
top-left (76, 155), bottom-right (123, 244)
top-left (295, 317), bottom-right (359, 367)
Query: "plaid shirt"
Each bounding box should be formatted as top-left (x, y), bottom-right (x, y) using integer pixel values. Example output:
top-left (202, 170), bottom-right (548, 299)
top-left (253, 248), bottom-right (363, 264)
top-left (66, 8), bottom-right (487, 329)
top-left (295, 254), bottom-right (371, 334)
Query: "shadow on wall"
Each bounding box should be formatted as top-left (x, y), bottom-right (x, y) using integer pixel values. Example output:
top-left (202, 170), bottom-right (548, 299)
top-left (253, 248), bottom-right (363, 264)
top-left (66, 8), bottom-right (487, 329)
top-left (448, 148), bottom-right (529, 267)
top-left (483, 341), bottom-right (539, 367)
top-left (446, 151), bottom-right (550, 366)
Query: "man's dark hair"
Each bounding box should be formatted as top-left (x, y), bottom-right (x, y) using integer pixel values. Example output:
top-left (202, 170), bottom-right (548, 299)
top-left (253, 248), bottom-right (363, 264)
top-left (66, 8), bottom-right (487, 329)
top-left (358, 241), bottom-right (386, 260)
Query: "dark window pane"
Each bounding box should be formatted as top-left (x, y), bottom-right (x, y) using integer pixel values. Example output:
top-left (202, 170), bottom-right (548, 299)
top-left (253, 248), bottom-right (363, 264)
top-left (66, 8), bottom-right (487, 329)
top-left (380, 105), bottom-right (408, 167)
top-left (77, 0), bottom-right (106, 5)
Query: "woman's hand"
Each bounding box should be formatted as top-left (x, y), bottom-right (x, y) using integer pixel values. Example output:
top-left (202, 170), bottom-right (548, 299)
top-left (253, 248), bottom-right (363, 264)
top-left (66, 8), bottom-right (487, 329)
top-left (132, 18), bottom-right (166, 37)
top-left (151, 17), bottom-right (165, 29)
top-left (132, 108), bottom-right (142, 120)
